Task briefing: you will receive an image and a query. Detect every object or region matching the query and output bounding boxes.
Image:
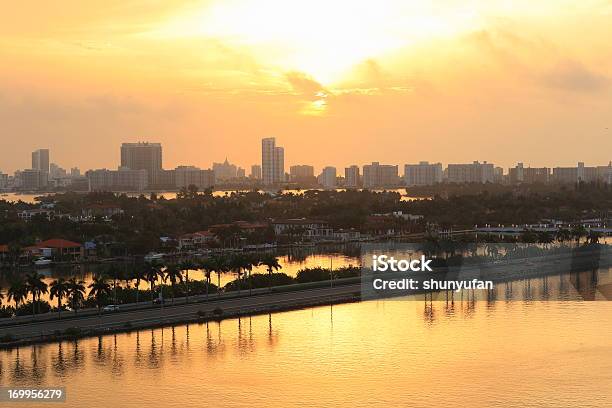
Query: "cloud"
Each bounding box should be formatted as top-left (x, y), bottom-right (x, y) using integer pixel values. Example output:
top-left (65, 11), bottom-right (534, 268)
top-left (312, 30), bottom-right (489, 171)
top-left (284, 71), bottom-right (325, 96)
top-left (541, 60), bottom-right (609, 92)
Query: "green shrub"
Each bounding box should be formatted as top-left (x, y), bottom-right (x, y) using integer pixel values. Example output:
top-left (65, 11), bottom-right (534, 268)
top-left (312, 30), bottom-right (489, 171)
top-left (15, 300), bottom-right (51, 316)
top-left (63, 327), bottom-right (82, 337)
top-left (0, 306), bottom-right (15, 318)
top-left (225, 273), bottom-right (294, 291)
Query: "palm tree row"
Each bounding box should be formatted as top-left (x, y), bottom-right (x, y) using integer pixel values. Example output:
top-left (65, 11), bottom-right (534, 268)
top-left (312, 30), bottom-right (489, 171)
top-left (0, 254), bottom-right (283, 319)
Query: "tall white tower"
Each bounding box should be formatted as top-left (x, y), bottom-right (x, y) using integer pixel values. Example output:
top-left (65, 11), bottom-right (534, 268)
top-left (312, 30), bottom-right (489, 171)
top-left (262, 137), bottom-right (284, 185)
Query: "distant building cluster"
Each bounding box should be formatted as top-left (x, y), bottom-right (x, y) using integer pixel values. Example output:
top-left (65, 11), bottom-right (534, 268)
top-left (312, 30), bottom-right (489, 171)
top-left (1, 139), bottom-right (610, 193)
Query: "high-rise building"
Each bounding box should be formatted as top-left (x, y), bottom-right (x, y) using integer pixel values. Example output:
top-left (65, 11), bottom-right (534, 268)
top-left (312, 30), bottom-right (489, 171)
top-left (120, 142), bottom-right (162, 187)
top-left (237, 167), bottom-right (246, 178)
top-left (597, 162), bottom-right (612, 184)
top-left (404, 162), bottom-right (442, 186)
top-left (319, 167), bottom-right (337, 189)
top-left (32, 149), bottom-right (50, 173)
top-left (553, 162), bottom-right (602, 184)
top-left (508, 163), bottom-right (550, 184)
top-left (494, 167), bottom-right (505, 184)
top-left (87, 168), bottom-right (148, 191)
top-left (250, 165), bottom-right (262, 180)
top-left (344, 165), bottom-right (360, 188)
top-left (446, 161), bottom-right (494, 183)
top-left (262, 137), bottom-right (285, 185)
top-left (363, 162), bottom-right (398, 188)
top-left (20, 169), bottom-right (48, 190)
top-left (31, 149), bottom-right (49, 187)
top-left (213, 158), bottom-right (238, 180)
top-left (0, 172), bottom-right (9, 189)
top-left (175, 166), bottom-right (215, 189)
top-left (70, 167), bottom-right (81, 178)
top-left (290, 165), bottom-right (314, 179)
top-left (50, 163), bottom-right (67, 179)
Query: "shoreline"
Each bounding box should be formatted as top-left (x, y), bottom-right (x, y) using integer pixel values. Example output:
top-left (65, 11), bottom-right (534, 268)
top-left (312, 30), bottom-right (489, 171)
top-left (1, 247), bottom-right (609, 349)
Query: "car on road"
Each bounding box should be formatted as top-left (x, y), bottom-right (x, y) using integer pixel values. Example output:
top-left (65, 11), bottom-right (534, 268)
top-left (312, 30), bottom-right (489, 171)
top-left (103, 305), bottom-right (120, 312)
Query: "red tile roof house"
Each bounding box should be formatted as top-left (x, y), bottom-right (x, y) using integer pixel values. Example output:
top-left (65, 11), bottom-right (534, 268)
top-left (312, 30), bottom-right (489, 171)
top-left (178, 231), bottom-right (216, 250)
top-left (26, 239), bottom-right (84, 261)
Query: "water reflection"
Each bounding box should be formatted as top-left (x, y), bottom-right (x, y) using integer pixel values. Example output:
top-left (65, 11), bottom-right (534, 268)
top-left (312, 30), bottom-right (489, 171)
top-left (0, 296), bottom-right (610, 408)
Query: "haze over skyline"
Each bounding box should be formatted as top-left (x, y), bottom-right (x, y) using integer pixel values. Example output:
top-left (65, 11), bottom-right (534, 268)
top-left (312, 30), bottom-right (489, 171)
top-left (1, 0), bottom-right (611, 173)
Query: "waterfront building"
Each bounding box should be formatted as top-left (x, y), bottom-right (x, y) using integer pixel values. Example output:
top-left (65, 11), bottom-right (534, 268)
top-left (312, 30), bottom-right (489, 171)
top-left (175, 166), bottom-right (215, 189)
top-left (31, 148), bottom-right (49, 188)
top-left (553, 162), bottom-right (595, 183)
top-left (271, 218), bottom-right (333, 240)
top-left (262, 137), bottom-right (285, 185)
top-left (363, 162), bottom-right (399, 188)
top-left (213, 158), bottom-right (238, 180)
top-left (0, 172), bottom-right (8, 189)
top-left (344, 165), bottom-right (360, 188)
top-left (446, 161), bottom-right (495, 183)
top-left (290, 165), bottom-right (316, 185)
top-left (494, 167), bottom-right (505, 184)
top-left (597, 162), bottom-right (612, 184)
top-left (290, 165), bottom-right (314, 179)
top-left (120, 142), bottom-right (162, 187)
top-left (32, 149), bottom-right (50, 174)
top-left (19, 169), bottom-right (47, 190)
top-left (509, 163), bottom-right (550, 184)
top-left (404, 161), bottom-right (442, 186)
top-left (319, 166), bottom-right (337, 189)
top-left (250, 164), bottom-right (262, 179)
top-left (86, 167), bottom-right (148, 191)
top-left (49, 163), bottom-right (67, 179)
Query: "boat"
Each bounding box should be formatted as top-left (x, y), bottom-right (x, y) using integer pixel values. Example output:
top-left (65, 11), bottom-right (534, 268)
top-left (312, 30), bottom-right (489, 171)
top-left (33, 257), bottom-right (53, 267)
top-left (144, 252), bottom-right (164, 262)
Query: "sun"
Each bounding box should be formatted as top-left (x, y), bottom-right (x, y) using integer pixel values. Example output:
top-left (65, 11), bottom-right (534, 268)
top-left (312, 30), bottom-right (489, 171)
top-left (149, 0), bottom-right (480, 85)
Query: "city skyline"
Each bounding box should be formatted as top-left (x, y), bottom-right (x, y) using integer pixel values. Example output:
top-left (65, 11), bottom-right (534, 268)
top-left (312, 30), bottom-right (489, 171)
top-left (2, 140), bottom-right (612, 177)
top-left (1, 1), bottom-right (612, 173)
top-left (1, 140), bottom-right (610, 192)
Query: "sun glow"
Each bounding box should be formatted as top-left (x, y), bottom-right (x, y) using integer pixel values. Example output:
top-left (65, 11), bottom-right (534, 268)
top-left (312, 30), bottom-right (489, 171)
top-left (149, 0), bottom-right (481, 85)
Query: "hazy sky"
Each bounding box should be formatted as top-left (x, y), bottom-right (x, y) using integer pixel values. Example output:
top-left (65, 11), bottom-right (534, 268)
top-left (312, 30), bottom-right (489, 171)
top-left (1, 0), bottom-right (611, 174)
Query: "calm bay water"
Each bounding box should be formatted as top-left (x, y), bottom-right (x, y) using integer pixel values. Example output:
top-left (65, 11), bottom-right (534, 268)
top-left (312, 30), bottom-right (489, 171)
top-left (0, 188), bottom-right (425, 204)
top-left (0, 299), bottom-right (610, 408)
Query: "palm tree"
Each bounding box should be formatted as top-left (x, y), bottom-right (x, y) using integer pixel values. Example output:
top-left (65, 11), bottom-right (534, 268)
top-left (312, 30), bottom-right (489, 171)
top-left (88, 275), bottom-right (111, 315)
top-left (67, 278), bottom-right (86, 315)
top-left (25, 272), bottom-right (48, 315)
top-left (229, 255), bottom-right (247, 294)
top-left (199, 258), bottom-right (214, 300)
top-left (570, 225), bottom-right (588, 245)
top-left (144, 262), bottom-right (163, 305)
top-left (163, 264), bottom-right (183, 304)
top-left (107, 264), bottom-right (121, 305)
top-left (132, 264), bottom-right (145, 304)
top-left (244, 255), bottom-right (256, 295)
top-left (178, 259), bottom-right (196, 303)
top-left (7, 281), bottom-right (28, 310)
top-left (556, 228), bottom-right (571, 244)
top-left (49, 278), bottom-right (70, 319)
top-left (210, 255), bottom-right (229, 297)
top-left (260, 255), bottom-right (282, 292)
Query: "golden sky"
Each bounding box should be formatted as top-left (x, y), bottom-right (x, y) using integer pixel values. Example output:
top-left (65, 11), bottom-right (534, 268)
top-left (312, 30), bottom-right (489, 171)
top-left (1, 0), bottom-right (611, 173)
